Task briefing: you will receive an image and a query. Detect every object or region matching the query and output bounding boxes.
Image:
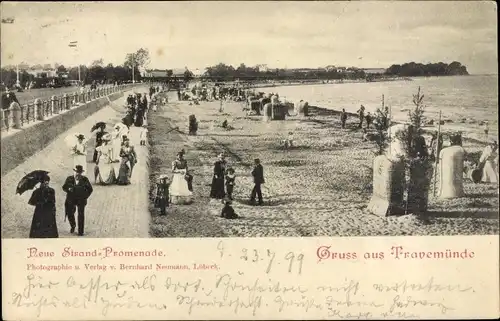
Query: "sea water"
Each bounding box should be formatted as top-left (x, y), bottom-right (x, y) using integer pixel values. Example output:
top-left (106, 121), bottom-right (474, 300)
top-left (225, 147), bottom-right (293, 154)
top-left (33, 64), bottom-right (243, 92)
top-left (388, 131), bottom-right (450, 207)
top-left (263, 75), bottom-right (498, 141)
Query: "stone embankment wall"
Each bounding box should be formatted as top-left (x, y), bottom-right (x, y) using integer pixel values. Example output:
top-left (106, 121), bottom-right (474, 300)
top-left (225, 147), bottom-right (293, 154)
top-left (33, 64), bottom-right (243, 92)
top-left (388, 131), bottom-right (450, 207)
top-left (1, 85), bottom-right (135, 175)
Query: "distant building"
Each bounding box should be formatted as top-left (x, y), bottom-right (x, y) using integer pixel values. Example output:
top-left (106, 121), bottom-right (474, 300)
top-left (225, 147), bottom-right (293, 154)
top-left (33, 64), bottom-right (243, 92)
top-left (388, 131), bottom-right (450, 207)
top-left (143, 69), bottom-right (169, 78)
top-left (27, 69), bottom-right (58, 78)
top-left (192, 68), bottom-right (204, 77)
top-left (171, 68), bottom-right (187, 78)
top-left (363, 68), bottom-right (387, 75)
top-left (255, 64), bottom-right (269, 72)
top-left (291, 68), bottom-right (325, 73)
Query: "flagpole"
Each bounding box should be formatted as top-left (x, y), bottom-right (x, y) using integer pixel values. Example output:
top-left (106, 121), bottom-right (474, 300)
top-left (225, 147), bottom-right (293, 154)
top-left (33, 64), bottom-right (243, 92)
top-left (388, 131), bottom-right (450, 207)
top-left (16, 64), bottom-right (20, 88)
top-left (77, 44), bottom-right (81, 84)
top-left (69, 41), bottom-right (80, 85)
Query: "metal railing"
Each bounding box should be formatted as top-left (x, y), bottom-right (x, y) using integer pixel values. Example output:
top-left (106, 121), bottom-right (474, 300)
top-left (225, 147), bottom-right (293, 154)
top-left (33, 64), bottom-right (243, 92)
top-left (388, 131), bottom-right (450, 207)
top-left (0, 83), bottom-right (152, 133)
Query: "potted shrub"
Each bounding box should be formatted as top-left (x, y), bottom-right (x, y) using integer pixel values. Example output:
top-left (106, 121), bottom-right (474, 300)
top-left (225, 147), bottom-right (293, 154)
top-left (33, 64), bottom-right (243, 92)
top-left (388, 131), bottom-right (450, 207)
top-left (394, 87), bottom-right (434, 215)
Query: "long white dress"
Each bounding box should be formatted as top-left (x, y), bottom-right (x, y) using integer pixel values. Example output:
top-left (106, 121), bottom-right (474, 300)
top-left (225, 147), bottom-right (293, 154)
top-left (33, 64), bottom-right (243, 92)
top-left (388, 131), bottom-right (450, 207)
top-left (169, 159), bottom-right (193, 205)
top-left (480, 145), bottom-right (498, 183)
top-left (111, 129), bottom-right (122, 162)
top-left (95, 143), bottom-right (116, 185)
top-left (72, 142), bottom-right (87, 173)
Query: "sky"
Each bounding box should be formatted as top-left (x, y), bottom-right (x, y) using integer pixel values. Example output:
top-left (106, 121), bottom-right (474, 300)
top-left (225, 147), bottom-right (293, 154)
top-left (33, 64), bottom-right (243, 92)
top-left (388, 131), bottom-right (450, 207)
top-left (0, 1), bottom-right (497, 74)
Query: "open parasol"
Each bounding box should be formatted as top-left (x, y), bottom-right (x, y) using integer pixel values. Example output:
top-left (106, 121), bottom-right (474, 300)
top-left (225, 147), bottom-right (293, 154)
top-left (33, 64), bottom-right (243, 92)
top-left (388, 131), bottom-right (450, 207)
top-left (16, 170), bottom-right (50, 195)
top-left (91, 122), bottom-right (107, 132)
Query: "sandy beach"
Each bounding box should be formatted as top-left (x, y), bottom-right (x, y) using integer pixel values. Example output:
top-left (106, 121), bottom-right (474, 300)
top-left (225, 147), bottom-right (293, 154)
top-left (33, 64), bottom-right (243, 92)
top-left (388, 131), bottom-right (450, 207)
top-left (147, 92), bottom-right (498, 237)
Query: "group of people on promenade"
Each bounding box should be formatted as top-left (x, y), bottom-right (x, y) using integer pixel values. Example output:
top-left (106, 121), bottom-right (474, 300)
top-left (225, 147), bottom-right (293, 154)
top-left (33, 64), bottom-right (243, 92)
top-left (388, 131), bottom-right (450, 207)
top-left (27, 87), bottom-right (161, 238)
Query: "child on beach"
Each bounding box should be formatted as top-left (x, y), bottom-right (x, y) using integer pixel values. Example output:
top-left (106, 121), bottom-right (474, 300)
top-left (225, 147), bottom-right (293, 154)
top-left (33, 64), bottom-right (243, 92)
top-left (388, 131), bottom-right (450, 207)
top-left (225, 167), bottom-right (236, 200)
top-left (220, 199), bottom-right (239, 219)
top-left (154, 175), bottom-right (170, 216)
top-left (365, 112), bottom-right (373, 129)
top-left (357, 105), bottom-right (365, 128)
top-left (340, 109), bottom-right (348, 129)
top-left (484, 121), bottom-right (489, 140)
top-left (140, 125), bottom-right (148, 146)
top-left (284, 131), bottom-right (294, 149)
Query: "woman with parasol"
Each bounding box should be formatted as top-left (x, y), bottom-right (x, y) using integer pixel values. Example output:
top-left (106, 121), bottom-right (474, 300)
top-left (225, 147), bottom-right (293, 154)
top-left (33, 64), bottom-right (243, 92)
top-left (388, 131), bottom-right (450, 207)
top-left (111, 123), bottom-right (127, 163)
top-left (116, 137), bottom-right (137, 185)
top-left (23, 172), bottom-right (58, 238)
top-left (91, 122), bottom-right (107, 163)
top-left (67, 134), bottom-right (88, 173)
top-left (94, 133), bottom-right (117, 185)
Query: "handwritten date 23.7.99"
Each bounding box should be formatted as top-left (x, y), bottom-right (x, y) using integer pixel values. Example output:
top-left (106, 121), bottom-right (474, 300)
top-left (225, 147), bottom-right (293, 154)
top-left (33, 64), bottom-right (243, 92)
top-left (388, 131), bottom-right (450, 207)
top-left (217, 241), bottom-right (304, 275)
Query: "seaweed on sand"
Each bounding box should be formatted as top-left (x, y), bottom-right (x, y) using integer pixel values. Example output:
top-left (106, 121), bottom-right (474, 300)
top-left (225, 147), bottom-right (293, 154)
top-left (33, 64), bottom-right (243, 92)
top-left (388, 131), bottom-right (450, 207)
top-left (271, 159), bottom-right (308, 167)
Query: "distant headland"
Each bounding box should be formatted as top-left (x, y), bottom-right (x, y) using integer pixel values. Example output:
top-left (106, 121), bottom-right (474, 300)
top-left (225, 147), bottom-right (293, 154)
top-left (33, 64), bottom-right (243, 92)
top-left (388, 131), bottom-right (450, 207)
top-left (384, 61), bottom-right (469, 77)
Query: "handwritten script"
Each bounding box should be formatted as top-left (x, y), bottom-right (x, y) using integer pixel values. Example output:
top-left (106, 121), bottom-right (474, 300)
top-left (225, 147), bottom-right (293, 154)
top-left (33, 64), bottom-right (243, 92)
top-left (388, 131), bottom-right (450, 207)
top-left (9, 272), bottom-right (474, 318)
top-left (7, 242), bottom-right (479, 319)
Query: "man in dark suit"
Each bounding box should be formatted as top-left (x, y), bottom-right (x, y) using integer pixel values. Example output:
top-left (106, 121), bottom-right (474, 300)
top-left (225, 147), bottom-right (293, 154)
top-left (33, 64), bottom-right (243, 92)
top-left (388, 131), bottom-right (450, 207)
top-left (1, 87), bottom-right (19, 110)
top-left (250, 158), bottom-right (265, 205)
top-left (62, 165), bottom-right (93, 236)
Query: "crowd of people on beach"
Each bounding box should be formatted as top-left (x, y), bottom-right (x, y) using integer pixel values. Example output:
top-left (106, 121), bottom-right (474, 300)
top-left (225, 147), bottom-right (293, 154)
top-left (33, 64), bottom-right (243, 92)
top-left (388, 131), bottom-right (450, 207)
top-left (154, 147), bottom-right (266, 219)
top-left (156, 79), bottom-right (498, 221)
top-left (176, 82), bottom-right (250, 104)
top-left (26, 85), bottom-right (162, 238)
top-left (24, 78), bottom-right (498, 238)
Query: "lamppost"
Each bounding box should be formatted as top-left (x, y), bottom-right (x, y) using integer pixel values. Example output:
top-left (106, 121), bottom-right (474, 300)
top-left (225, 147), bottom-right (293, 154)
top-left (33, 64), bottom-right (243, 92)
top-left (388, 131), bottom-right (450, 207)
top-left (68, 41), bottom-right (81, 84)
top-left (15, 64), bottom-right (20, 88)
top-left (1, 17), bottom-right (21, 88)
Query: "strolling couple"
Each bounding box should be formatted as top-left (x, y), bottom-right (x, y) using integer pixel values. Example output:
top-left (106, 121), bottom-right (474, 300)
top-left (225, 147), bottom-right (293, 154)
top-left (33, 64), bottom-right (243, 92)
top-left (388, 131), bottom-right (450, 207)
top-left (210, 154), bottom-right (264, 205)
top-left (210, 153), bottom-right (238, 201)
top-left (29, 165), bottom-right (93, 238)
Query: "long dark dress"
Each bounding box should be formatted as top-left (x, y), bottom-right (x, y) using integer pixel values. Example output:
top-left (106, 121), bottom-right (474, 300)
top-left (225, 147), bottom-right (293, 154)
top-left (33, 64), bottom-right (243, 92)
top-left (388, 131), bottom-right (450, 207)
top-left (210, 160), bottom-right (226, 199)
top-left (117, 146), bottom-right (137, 185)
top-left (28, 187), bottom-right (58, 238)
top-left (134, 109), bottom-right (145, 127)
top-left (154, 178), bottom-right (170, 215)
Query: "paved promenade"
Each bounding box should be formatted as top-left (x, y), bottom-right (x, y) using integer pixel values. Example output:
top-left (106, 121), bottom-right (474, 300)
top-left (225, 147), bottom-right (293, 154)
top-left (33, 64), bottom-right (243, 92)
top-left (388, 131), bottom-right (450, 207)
top-left (1, 87), bottom-right (151, 238)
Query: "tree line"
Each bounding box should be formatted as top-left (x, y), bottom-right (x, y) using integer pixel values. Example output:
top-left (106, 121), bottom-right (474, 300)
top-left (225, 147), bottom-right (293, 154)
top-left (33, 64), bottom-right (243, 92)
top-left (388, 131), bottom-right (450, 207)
top-left (1, 48), bottom-right (151, 88)
top-left (3, 56), bottom-right (470, 89)
top-left (200, 63), bottom-right (367, 82)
